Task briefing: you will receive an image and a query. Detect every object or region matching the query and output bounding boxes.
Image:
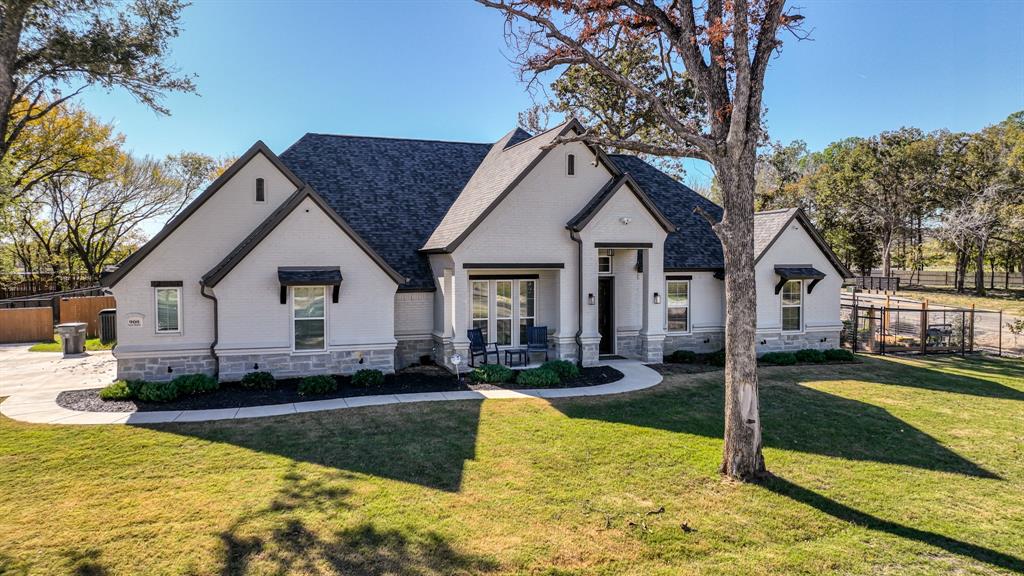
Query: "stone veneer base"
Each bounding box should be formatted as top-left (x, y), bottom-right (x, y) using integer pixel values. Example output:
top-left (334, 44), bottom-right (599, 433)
top-left (116, 353), bottom-right (217, 382)
top-left (218, 349), bottom-right (395, 381)
top-left (395, 337), bottom-right (436, 370)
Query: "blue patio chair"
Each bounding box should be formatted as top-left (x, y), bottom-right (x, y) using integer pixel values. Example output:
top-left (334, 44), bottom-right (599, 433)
top-left (467, 328), bottom-right (499, 367)
top-left (526, 325), bottom-right (549, 362)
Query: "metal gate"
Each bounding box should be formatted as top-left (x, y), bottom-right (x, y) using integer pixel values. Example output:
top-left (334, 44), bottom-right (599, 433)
top-left (841, 302), bottom-right (973, 355)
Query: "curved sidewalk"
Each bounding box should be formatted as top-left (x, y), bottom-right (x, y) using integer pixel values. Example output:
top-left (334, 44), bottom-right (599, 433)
top-left (0, 357), bottom-right (662, 426)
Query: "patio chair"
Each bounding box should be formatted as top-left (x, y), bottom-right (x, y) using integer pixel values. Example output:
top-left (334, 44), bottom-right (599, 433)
top-left (526, 325), bottom-right (549, 362)
top-left (467, 328), bottom-right (499, 367)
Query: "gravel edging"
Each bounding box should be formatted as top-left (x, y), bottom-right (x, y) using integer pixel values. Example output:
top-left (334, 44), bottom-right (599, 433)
top-left (56, 365), bottom-right (624, 413)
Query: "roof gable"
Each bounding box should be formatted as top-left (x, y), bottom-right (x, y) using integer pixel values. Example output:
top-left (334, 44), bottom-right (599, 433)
top-left (201, 186), bottom-right (405, 287)
top-left (754, 208), bottom-right (853, 278)
top-left (100, 141), bottom-right (305, 288)
top-left (567, 173), bottom-right (676, 233)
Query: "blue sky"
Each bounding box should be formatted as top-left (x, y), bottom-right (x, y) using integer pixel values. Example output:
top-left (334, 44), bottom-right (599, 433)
top-left (79, 0), bottom-right (1023, 190)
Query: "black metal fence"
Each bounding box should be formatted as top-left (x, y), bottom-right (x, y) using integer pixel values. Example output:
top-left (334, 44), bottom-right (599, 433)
top-left (841, 301), bottom-right (1016, 356)
top-left (872, 269), bottom-right (1024, 290)
top-left (852, 276), bottom-right (900, 292)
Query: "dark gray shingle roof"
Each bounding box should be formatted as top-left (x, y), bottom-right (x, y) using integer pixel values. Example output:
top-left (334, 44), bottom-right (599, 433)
top-left (279, 134), bottom-right (492, 290)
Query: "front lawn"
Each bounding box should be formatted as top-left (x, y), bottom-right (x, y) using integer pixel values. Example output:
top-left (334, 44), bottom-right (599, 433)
top-left (1, 355), bottom-right (1022, 575)
top-left (28, 334), bottom-right (114, 352)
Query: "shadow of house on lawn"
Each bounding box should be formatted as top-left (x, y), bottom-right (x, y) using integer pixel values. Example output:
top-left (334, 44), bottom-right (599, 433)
top-left (553, 359), bottom-right (1002, 479)
top-left (760, 474), bottom-right (1024, 574)
top-left (147, 400), bottom-right (485, 493)
top-left (217, 465), bottom-right (498, 576)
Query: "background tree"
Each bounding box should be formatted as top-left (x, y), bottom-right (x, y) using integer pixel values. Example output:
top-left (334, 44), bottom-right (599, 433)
top-left (0, 0), bottom-right (195, 177)
top-left (479, 0), bottom-right (806, 480)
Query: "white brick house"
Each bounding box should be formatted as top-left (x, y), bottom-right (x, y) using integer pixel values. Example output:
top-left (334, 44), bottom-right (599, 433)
top-left (101, 119), bottom-right (851, 381)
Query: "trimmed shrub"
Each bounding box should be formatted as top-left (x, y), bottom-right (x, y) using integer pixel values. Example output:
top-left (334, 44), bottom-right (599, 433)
top-left (469, 363), bottom-right (514, 384)
top-left (516, 368), bottom-right (560, 388)
top-left (540, 359), bottom-right (580, 380)
top-left (135, 381), bottom-right (180, 403)
top-left (824, 348), bottom-right (855, 362)
top-left (99, 380), bottom-right (133, 401)
top-left (172, 374), bottom-right (219, 396)
top-left (298, 375), bottom-right (337, 396)
top-left (707, 350), bottom-right (726, 367)
top-left (667, 350), bottom-right (697, 364)
top-left (240, 371), bottom-right (275, 390)
top-left (352, 368), bottom-right (384, 387)
top-left (760, 352), bottom-right (797, 366)
top-left (794, 349), bottom-right (827, 364)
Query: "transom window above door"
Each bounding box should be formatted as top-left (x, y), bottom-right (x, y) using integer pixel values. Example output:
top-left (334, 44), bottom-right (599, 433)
top-left (470, 278), bottom-right (536, 347)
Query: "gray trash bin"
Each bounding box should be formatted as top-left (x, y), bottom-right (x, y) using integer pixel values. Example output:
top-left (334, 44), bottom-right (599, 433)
top-left (55, 322), bottom-right (88, 356)
top-left (98, 308), bottom-right (117, 344)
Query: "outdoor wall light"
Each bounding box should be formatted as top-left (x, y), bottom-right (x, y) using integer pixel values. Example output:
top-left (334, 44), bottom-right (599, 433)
top-left (653, 292), bottom-right (661, 304)
top-left (588, 293), bottom-right (595, 305)
top-left (620, 217), bottom-right (632, 225)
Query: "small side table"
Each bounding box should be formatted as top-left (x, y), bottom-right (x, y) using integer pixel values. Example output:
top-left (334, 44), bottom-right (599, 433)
top-left (504, 348), bottom-right (529, 367)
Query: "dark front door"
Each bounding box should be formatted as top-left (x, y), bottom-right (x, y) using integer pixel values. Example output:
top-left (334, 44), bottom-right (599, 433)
top-left (597, 277), bottom-right (614, 355)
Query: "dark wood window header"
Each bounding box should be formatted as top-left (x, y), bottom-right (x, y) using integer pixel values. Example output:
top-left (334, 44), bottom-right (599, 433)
top-left (666, 275), bottom-right (692, 281)
top-left (470, 274), bottom-right (540, 280)
top-left (463, 263), bottom-right (564, 269)
top-left (151, 280), bottom-right (183, 287)
top-left (594, 242), bottom-right (653, 249)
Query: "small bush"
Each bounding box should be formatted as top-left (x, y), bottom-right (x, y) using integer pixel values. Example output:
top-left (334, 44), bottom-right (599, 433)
top-left (760, 352), bottom-right (797, 366)
top-left (667, 350), bottom-right (697, 364)
top-left (135, 381), bottom-right (180, 403)
top-left (172, 374), bottom-right (219, 396)
top-left (824, 348), bottom-right (855, 362)
top-left (707, 350), bottom-right (726, 367)
top-left (352, 369), bottom-right (384, 387)
top-left (99, 380), bottom-right (133, 401)
top-left (795, 349), bottom-right (826, 364)
top-left (540, 359), bottom-right (580, 380)
top-left (240, 371), bottom-right (275, 390)
top-left (298, 375), bottom-right (337, 396)
top-left (516, 368), bottom-right (560, 388)
top-left (469, 363), bottom-right (514, 384)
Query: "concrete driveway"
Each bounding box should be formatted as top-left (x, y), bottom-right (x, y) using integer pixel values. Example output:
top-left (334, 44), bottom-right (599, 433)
top-left (0, 344), bottom-right (116, 399)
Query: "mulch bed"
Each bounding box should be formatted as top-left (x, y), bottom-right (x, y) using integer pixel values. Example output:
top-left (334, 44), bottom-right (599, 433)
top-left (56, 364), bottom-right (624, 413)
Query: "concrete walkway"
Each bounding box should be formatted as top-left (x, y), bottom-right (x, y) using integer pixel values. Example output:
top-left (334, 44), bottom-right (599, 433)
top-left (0, 345), bottom-right (662, 425)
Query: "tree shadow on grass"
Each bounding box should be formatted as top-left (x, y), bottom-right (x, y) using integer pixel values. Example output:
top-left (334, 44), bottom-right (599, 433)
top-left (216, 466), bottom-right (497, 576)
top-left (866, 355), bottom-right (1024, 401)
top-left (760, 474), bottom-right (1024, 574)
top-left (147, 400), bottom-right (484, 493)
top-left (554, 360), bottom-right (1001, 478)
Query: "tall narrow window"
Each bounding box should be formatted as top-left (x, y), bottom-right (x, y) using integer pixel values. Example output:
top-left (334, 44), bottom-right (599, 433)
top-left (518, 279), bottom-right (536, 345)
top-left (293, 286), bottom-right (326, 351)
top-left (155, 287), bottom-right (181, 333)
top-left (495, 280), bottom-right (512, 346)
top-left (666, 280), bottom-right (689, 332)
top-left (781, 280), bottom-right (802, 332)
top-left (566, 153), bottom-right (576, 176)
top-left (472, 280), bottom-right (489, 342)
top-left (255, 178), bottom-right (266, 202)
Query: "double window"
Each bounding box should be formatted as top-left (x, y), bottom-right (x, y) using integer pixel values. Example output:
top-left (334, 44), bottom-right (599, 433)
top-left (781, 280), bottom-right (802, 332)
top-left (292, 286), bottom-right (326, 351)
top-left (470, 279), bottom-right (536, 347)
top-left (155, 287), bottom-right (181, 333)
top-left (666, 280), bottom-right (689, 333)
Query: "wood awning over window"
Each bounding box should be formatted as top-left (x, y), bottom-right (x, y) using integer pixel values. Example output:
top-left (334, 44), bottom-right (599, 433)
top-left (774, 265), bottom-right (826, 294)
top-left (278, 266), bottom-right (342, 303)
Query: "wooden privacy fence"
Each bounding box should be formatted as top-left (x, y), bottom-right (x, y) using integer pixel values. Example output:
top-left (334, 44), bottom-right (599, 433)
top-left (59, 296), bottom-right (115, 337)
top-left (0, 307), bottom-right (54, 343)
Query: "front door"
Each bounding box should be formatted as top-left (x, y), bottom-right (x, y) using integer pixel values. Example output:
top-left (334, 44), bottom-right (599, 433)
top-left (597, 277), bottom-right (614, 355)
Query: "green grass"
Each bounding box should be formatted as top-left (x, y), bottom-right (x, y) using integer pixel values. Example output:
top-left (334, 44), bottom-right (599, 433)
top-left (28, 334), bottom-right (114, 352)
top-left (1, 355), bottom-right (1023, 575)
top-left (899, 287), bottom-right (1024, 316)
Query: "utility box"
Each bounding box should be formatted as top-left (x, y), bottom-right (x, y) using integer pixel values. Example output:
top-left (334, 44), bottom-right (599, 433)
top-left (55, 322), bottom-right (87, 356)
top-left (98, 308), bottom-right (117, 345)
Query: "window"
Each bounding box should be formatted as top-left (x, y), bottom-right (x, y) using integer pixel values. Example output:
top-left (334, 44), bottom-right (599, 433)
top-left (781, 280), bottom-right (802, 332)
top-left (519, 279), bottom-right (535, 345)
top-left (666, 280), bottom-right (689, 332)
top-left (495, 280), bottom-right (513, 346)
top-left (472, 280), bottom-right (489, 342)
top-left (598, 249), bottom-right (613, 274)
top-left (155, 287), bottom-right (181, 333)
top-left (292, 286), bottom-right (326, 351)
top-left (255, 178), bottom-right (266, 202)
top-left (566, 153), bottom-right (576, 176)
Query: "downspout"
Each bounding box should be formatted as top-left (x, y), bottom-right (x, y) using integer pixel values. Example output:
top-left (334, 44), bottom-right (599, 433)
top-left (199, 281), bottom-right (220, 380)
top-left (570, 230), bottom-right (584, 367)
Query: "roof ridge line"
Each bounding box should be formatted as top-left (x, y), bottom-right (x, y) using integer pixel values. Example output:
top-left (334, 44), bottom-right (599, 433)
top-left (500, 119), bottom-right (573, 152)
top-left (300, 132), bottom-right (492, 146)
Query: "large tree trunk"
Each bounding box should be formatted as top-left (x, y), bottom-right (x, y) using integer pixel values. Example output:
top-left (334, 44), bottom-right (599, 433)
top-left (716, 146), bottom-right (765, 480)
top-left (881, 228), bottom-right (894, 278)
top-left (0, 1), bottom-right (29, 162)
